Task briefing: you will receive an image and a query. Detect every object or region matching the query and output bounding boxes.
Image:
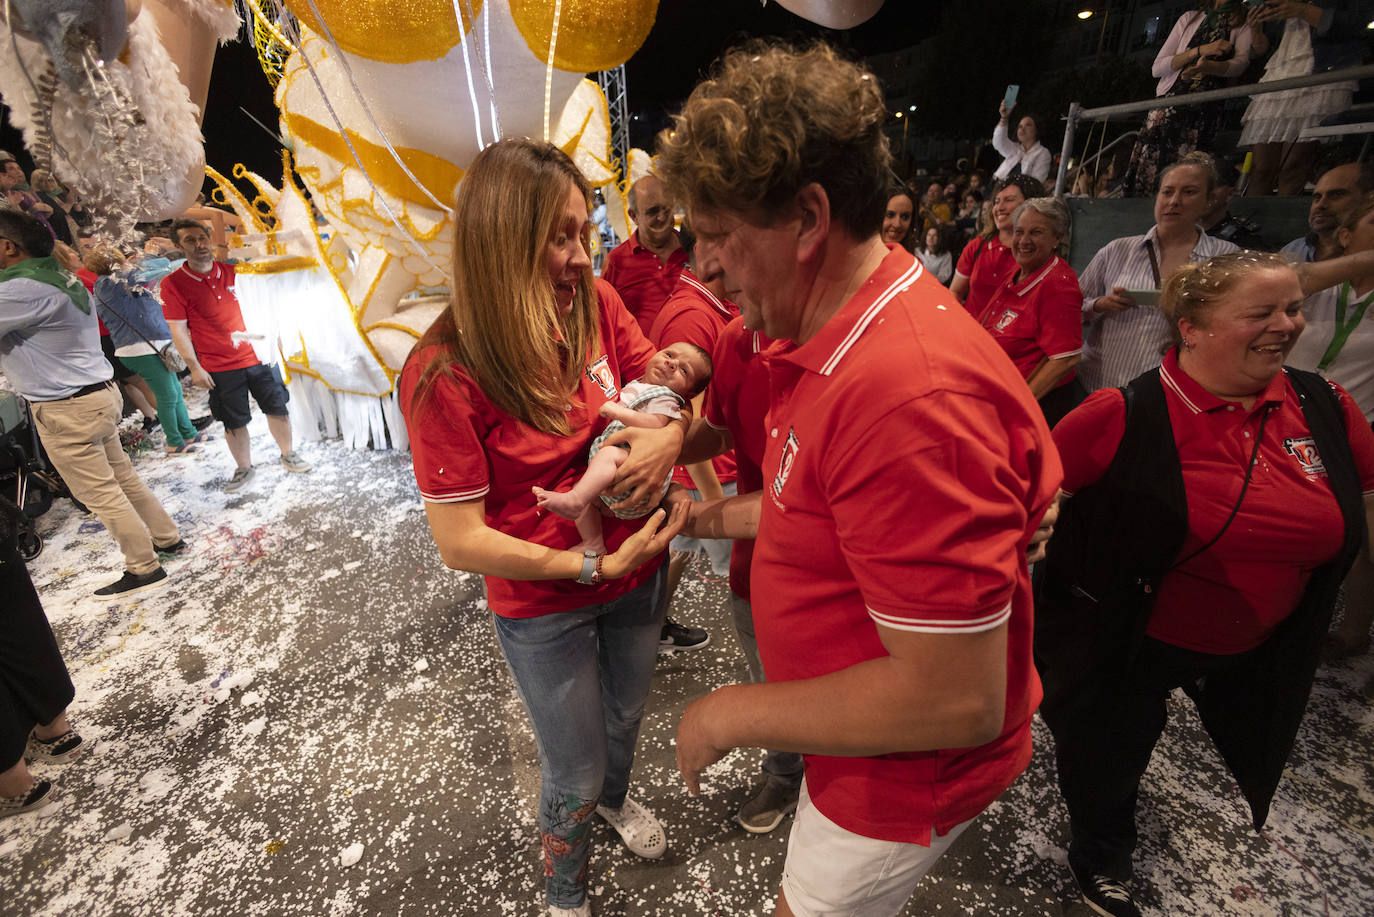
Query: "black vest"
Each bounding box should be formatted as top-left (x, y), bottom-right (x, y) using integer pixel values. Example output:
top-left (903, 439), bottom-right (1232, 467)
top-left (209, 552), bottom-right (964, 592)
top-left (1037, 366), bottom-right (1364, 830)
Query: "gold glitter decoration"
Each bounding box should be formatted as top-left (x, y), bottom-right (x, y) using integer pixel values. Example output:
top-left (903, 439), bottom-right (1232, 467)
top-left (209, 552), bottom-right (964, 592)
top-left (281, 110), bottom-right (465, 206)
top-left (282, 0), bottom-right (483, 63)
top-left (264, 840), bottom-right (285, 854)
top-left (510, 0), bottom-right (659, 72)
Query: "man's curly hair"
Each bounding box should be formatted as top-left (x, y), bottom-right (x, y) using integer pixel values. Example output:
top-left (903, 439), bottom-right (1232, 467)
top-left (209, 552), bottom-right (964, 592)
top-left (655, 41), bottom-right (891, 239)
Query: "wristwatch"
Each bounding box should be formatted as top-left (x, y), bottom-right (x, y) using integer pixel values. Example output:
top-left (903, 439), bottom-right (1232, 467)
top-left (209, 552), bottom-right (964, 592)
top-left (577, 549), bottom-right (605, 585)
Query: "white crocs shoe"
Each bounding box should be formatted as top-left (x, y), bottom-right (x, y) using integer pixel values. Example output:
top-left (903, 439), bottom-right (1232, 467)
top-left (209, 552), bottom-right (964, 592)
top-left (548, 903), bottom-right (591, 917)
top-left (596, 796), bottom-right (666, 859)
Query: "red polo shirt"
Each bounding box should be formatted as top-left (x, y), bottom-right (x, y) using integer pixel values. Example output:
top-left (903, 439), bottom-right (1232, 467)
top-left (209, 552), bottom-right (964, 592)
top-left (648, 271), bottom-right (740, 492)
top-left (704, 317), bottom-right (775, 601)
top-left (160, 263), bottom-right (259, 373)
top-left (1054, 349), bottom-right (1374, 655)
top-left (398, 280), bottom-right (664, 618)
top-left (752, 246), bottom-right (1062, 844)
top-left (977, 256), bottom-right (1083, 386)
top-left (76, 269), bottom-right (110, 336)
top-left (600, 233), bottom-right (688, 336)
top-left (955, 234), bottom-right (1017, 320)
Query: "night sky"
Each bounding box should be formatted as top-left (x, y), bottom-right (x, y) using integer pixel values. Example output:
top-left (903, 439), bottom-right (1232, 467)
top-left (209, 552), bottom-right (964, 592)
top-left (2, 2), bottom-right (940, 188)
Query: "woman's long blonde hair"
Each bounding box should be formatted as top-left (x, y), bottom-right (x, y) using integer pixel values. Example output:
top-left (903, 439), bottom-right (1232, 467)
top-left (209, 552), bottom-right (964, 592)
top-left (413, 139), bottom-right (599, 435)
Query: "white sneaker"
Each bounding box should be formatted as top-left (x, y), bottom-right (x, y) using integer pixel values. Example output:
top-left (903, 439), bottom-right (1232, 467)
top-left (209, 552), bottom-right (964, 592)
top-left (596, 796), bottom-right (666, 859)
top-left (548, 904), bottom-right (590, 917)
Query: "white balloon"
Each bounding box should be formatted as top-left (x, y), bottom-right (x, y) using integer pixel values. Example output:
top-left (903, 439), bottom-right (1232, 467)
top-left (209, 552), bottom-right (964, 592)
top-left (773, 0), bottom-right (885, 29)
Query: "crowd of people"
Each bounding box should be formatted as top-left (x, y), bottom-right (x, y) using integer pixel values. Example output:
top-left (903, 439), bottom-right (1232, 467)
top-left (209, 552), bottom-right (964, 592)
top-left (2, 12), bottom-right (1373, 917)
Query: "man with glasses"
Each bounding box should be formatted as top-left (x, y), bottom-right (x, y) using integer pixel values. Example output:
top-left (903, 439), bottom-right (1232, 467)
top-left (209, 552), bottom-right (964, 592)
top-left (0, 211), bottom-right (183, 596)
top-left (601, 174), bottom-right (688, 337)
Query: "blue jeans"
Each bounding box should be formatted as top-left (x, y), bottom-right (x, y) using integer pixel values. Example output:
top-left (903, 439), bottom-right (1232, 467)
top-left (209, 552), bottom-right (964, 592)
top-left (492, 565), bottom-right (669, 909)
top-left (729, 591), bottom-right (805, 783)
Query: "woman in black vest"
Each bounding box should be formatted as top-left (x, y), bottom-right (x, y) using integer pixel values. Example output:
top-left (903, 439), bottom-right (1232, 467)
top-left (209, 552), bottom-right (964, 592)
top-left (1037, 251), bottom-right (1374, 917)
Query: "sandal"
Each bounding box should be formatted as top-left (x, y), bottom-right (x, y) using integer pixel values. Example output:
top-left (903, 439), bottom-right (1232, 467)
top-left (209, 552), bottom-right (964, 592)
top-left (165, 443), bottom-right (200, 455)
top-left (0, 778), bottom-right (53, 818)
top-left (596, 796), bottom-right (666, 859)
top-left (190, 431), bottom-right (216, 445)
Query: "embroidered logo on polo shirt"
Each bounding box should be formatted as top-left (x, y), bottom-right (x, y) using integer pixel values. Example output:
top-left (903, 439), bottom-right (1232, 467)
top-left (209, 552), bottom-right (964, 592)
top-left (1283, 436), bottom-right (1326, 477)
top-left (585, 355), bottom-right (618, 401)
top-left (773, 428), bottom-right (800, 498)
top-left (993, 309), bottom-right (1019, 333)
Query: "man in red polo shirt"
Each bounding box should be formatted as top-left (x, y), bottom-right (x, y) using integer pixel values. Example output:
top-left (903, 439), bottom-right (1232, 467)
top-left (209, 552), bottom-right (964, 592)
top-left (647, 249), bottom-right (741, 653)
top-left (162, 219), bottom-right (311, 491)
top-left (601, 174), bottom-right (688, 337)
top-left (658, 44), bottom-right (1061, 916)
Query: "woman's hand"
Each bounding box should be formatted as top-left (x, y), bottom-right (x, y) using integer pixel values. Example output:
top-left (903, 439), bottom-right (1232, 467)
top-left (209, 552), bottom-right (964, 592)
top-left (1093, 287), bottom-right (1138, 314)
top-left (601, 503), bottom-right (689, 580)
top-left (998, 100), bottom-right (1011, 121)
top-left (1200, 38), bottom-right (1233, 59)
top-left (1251, 0), bottom-right (1322, 26)
top-left (602, 421), bottom-right (686, 513)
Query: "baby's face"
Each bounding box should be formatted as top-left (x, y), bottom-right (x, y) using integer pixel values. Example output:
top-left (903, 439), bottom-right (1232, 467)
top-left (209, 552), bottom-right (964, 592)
top-left (643, 343), bottom-right (709, 397)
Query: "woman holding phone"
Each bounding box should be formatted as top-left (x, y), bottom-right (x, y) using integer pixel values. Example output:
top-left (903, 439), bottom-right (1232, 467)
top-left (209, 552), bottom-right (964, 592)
top-left (991, 89), bottom-right (1052, 183)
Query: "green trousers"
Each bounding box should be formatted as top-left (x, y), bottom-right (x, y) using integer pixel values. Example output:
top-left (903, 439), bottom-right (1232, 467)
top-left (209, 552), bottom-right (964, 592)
top-left (119, 353), bottom-right (197, 448)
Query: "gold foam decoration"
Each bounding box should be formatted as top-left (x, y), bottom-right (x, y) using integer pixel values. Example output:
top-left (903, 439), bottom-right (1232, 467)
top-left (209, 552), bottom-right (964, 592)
top-left (282, 0), bottom-right (482, 63)
top-left (282, 110), bottom-right (465, 208)
top-left (510, 0), bottom-right (658, 72)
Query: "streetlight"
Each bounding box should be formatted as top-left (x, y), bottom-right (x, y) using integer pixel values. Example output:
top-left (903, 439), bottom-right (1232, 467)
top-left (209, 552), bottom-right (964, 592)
top-left (1077, 6), bottom-right (1110, 62)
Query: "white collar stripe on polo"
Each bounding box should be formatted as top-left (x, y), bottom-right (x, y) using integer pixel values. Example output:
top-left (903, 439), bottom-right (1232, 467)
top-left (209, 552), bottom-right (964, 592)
top-left (680, 273), bottom-right (731, 318)
top-left (819, 259), bottom-right (923, 377)
top-left (1016, 257), bottom-right (1060, 298)
top-left (1159, 360), bottom-right (1204, 414)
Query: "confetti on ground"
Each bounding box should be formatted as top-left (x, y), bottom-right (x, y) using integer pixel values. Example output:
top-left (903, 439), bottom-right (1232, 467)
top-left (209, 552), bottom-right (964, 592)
top-left (4, 397), bottom-right (1374, 915)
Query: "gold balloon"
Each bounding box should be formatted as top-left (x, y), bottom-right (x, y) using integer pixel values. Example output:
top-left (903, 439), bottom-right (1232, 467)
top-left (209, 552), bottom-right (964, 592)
top-left (282, 0), bottom-right (483, 63)
top-left (510, 0), bottom-right (658, 73)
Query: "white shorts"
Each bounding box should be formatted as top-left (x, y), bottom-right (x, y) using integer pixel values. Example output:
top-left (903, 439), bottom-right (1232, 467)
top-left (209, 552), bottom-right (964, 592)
top-left (669, 481), bottom-right (735, 576)
top-left (780, 779), bottom-right (973, 917)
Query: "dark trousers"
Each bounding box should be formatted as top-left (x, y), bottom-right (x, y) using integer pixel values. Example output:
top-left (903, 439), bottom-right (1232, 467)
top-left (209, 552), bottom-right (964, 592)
top-left (0, 540), bottom-right (75, 770)
top-left (1043, 636), bottom-right (1252, 880)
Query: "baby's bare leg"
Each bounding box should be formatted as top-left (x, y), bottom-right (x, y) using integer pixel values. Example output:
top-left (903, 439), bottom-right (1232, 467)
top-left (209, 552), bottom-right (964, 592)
top-left (533, 447), bottom-right (627, 520)
top-left (572, 505), bottom-right (607, 554)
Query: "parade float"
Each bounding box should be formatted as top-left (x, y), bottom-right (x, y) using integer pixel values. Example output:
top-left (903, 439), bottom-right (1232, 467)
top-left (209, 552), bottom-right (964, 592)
top-left (0, 0), bottom-right (882, 449)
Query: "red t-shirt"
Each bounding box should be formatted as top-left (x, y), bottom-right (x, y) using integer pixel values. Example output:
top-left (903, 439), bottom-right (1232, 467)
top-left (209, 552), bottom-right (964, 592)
top-left (160, 263), bottom-right (259, 373)
top-left (1054, 349), bottom-right (1374, 654)
top-left (703, 317), bottom-right (774, 600)
top-left (398, 280), bottom-right (664, 618)
top-left (600, 234), bottom-right (689, 337)
top-left (76, 269), bottom-right (109, 336)
top-left (976, 256), bottom-right (1083, 387)
top-left (955, 235), bottom-right (1017, 321)
top-left (752, 247), bottom-right (1062, 844)
top-left (648, 271), bottom-right (740, 491)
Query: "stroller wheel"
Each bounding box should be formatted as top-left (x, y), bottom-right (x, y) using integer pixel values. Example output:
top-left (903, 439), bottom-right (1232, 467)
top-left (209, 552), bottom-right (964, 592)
top-left (17, 529), bottom-right (42, 561)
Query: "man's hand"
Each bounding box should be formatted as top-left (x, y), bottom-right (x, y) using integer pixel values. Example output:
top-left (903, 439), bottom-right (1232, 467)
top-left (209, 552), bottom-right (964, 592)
top-left (189, 366), bottom-right (215, 389)
top-left (1027, 494), bottom-right (1061, 565)
top-left (603, 422), bottom-right (685, 513)
top-left (601, 503), bottom-right (688, 579)
top-left (676, 688), bottom-right (735, 795)
top-left (1093, 287), bottom-right (1137, 314)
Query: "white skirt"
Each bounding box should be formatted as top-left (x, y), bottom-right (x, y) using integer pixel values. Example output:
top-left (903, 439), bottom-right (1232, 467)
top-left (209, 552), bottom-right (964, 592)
top-left (1239, 18), bottom-right (1355, 147)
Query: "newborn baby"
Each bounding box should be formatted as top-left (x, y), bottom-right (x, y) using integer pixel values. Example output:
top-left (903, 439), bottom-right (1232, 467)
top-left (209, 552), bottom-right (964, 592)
top-left (534, 342), bottom-right (712, 551)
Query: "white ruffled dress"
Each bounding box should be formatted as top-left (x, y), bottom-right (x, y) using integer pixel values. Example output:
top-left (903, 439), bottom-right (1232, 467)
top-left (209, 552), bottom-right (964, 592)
top-left (1239, 19), bottom-right (1355, 146)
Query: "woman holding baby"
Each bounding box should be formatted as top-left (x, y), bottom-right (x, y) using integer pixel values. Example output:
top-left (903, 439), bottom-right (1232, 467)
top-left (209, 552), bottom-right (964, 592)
top-left (398, 139), bottom-right (687, 917)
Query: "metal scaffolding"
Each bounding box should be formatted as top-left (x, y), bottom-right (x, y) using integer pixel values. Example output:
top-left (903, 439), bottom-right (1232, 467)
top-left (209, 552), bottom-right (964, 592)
top-left (597, 65), bottom-right (630, 181)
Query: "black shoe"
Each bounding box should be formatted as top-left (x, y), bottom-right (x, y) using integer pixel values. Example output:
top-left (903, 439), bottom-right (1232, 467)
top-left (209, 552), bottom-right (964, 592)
top-left (141, 416), bottom-right (160, 433)
top-left (1072, 866), bottom-right (1141, 917)
top-left (0, 779), bottom-right (53, 818)
top-left (155, 539), bottom-right (189, 557)
top-left (659, 617), bottom-right (709, 652)
top-left (93, 567), bottom-right (168, 597)
top-left (190, 415), bottom-right (214, 431)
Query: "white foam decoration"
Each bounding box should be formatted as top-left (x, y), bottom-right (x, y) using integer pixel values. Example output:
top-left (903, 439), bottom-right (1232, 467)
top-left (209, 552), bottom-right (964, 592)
top-left (177, 0), bottom-right (243, 42)
top-left (338, 842), bottom-right (364, 868)
top-left (0, 10), bottom-right (205, 223)
top-left (285, 374), bottom-right (406, 451)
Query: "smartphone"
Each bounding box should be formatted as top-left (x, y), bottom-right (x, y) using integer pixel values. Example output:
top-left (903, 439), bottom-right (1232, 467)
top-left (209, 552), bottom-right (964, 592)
top-left (1125, 288), bottom-right (1162, 307)
top-left (1003, 84), bottom-right (1020, 109)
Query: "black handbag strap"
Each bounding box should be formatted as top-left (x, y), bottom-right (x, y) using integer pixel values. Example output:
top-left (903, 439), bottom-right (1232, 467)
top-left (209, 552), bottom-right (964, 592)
top-left (91, 281), bottom-right (168, 355)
